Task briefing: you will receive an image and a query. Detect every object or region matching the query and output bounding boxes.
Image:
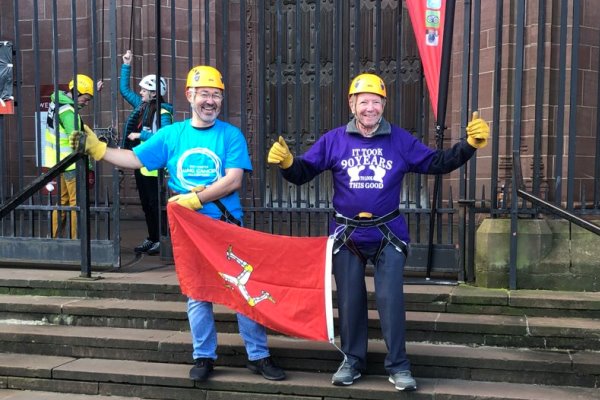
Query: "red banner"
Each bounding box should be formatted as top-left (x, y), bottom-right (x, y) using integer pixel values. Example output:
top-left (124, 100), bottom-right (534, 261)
top-left (167, 203), bottom-right (334, 342)
top-left (406, 0), bottom-right (446, 119)
top-left (0, 98), bottom-right (14, 114)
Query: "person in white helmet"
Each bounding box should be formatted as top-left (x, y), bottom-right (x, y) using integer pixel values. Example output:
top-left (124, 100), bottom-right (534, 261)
top-left (120, 50), bottom-right (173, 255)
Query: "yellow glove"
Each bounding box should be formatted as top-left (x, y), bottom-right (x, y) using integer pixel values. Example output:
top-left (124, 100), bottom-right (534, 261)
top-left (466, 111), bottom-right (489, 149)
top-left (69, 124), bottom-right (107, 161)
top-left (267, 136), bottom-right (293, 169)
top-left (168, 185), bottom-right (205, 211)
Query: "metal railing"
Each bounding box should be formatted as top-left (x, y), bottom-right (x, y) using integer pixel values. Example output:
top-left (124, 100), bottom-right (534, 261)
top-left (0, 152), bottom-right (96, 277)
top-left (1, 1), bottom-right (600, 288)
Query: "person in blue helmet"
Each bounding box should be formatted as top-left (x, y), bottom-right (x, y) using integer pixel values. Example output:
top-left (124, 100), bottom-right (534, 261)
top-left (267, 72), bottom-right (489, 392)
top-left (120, 50), bottom-right (173, 255)
top-left (70, 64), bottom-right (286, 384)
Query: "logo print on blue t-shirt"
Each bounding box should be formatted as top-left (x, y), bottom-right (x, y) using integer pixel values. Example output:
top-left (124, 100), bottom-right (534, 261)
top-left (176, 147), bottom-right (223, 190)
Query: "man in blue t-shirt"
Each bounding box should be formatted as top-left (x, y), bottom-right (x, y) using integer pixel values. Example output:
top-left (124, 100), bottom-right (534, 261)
top-left (268, 73), bottom-right (489, 392)
top-left (71, 65), bottom-right (286, 383)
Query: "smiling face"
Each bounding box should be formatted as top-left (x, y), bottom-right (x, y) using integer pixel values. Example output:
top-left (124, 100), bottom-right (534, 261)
top-left (186, 87), bottom-right (224, 128)
top-left (349, 92), bottom-right (386, 136)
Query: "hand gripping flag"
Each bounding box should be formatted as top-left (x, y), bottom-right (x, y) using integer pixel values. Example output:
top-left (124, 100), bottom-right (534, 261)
top-left (167, 202), bottom-right (335, 342)
top-left (406, 0), bottom-right (446, 119)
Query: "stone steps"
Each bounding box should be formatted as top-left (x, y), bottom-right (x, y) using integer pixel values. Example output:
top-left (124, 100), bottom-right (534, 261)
top-left (1, 294), bottom-right (600, 351)
top-left (3, 270), bottom-right (600, 317)
top-left (0, 265), bottom-right (599, 398)
top-left (0, 353), bottom-right (598, 400)
top-left (0, 323), bottom-right (598, 388)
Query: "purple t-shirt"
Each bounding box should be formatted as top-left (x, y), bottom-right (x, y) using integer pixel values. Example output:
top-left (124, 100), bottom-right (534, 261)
top-left (300, 123), bottom-right (437, 244)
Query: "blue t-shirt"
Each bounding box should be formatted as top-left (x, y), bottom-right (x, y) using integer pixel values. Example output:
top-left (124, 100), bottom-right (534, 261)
top-left (133, 119), bottom-right (252, 220)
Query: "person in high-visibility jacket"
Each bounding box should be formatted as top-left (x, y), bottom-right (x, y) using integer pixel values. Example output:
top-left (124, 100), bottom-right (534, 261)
top-left (44, 73), bottom-right (98, 238)
top-left (119, 50), bottom-right (173, 255)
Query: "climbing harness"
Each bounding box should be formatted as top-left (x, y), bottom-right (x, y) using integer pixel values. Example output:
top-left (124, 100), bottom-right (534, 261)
top-left (333, 208), bottom-right (408, 262)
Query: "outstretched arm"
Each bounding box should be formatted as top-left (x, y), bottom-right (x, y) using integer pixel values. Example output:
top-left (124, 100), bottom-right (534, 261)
top-left (102, 147), bottom-right (144, 169)
top-left (425, 141), bottom-right (476, 174)
top-left (70, 126), bottom-right (143, 170)
top-left (267, 136), bottom-right (320, 185)
top-left (426, 111), bottom-right (490, 174)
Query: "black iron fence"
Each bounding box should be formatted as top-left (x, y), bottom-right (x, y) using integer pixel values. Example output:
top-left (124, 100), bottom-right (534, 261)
top-left (0, 1), bottom-right (599, 287)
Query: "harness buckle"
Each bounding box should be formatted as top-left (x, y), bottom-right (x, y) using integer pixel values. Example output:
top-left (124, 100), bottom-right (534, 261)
top-left (357, 211), bottom-right (373, 219)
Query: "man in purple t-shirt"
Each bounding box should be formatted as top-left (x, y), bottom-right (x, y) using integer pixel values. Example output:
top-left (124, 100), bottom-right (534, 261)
top-left (268, 73), bottom-right (489, 392)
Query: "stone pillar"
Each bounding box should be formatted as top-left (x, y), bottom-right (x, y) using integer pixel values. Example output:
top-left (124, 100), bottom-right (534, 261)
top-left (476, 218), bottom-right (600, 291)
top-left (536, 220), bottom-right (600, 292)
top-left (475, 218), bottom-right (553, 289)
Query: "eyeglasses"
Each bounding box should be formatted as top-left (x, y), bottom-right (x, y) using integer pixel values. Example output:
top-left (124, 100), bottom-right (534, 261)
top-left (194, 91), bottom-right (224, 102)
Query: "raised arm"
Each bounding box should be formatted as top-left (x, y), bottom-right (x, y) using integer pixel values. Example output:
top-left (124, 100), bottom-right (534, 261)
top-left (119, 50), bottom-right (142, 107)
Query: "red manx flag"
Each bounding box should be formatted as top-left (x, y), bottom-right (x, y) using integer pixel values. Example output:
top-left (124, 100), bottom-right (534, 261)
top-left (167, 203), bottom-right (334, 342)
top-left (406, 0), bottom-right (446, 119)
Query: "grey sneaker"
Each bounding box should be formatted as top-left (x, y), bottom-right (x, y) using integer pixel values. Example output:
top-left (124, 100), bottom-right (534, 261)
top-left (134, 239), bottom-right (160, 255)
top-left (146, 241), bottom-right (160, 255)
top-left (331, 360), bottom-right (361, 386)
top-left (388, 370), bottom-right (417, 391)
top-left (134, 239), bottom-right (154, 253)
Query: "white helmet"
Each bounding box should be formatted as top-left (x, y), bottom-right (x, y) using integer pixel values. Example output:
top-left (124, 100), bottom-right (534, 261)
top-left (139, 74), bottom-right (167, 96)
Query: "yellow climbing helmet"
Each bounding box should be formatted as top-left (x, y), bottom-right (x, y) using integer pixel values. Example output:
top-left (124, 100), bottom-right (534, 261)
top-left (68, 74), bottom-right (95, 97)
top-left (186, 66), bottom-right (225, 90)
top-left (348, 73), bottom-right (386, 98)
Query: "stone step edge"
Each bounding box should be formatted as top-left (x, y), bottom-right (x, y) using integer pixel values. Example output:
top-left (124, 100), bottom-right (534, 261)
top-left (3, 274), bottom-right (600, 312)
top-left (1, 295), bottom-right (599, 339)
top-left (0, 388), bottom-right (149, 400)
top-left (0, 353), bottom-right (597, 400)
top-left (1, 325), bottom-right (598, 375)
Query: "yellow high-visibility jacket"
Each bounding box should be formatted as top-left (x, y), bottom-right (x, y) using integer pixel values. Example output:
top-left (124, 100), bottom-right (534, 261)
top-left (44, 90), bottom-right (83, 171)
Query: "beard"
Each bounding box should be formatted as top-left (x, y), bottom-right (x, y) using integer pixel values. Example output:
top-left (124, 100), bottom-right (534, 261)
top-left (192, 103), bottom-right (219, 127)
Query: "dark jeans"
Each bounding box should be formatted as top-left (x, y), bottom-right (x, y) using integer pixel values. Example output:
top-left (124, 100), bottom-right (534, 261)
top-left (332, 243), bottom-right (409, 374)
top-left (134, 169), bottom-right (159, 242)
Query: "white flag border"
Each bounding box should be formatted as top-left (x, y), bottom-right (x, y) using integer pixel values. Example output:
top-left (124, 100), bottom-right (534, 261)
top-left (325, 236), bottom-right (335, 343)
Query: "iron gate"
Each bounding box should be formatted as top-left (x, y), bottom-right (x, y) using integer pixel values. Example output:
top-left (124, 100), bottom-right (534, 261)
top-left (1, 1), bottom-right (599, 285)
